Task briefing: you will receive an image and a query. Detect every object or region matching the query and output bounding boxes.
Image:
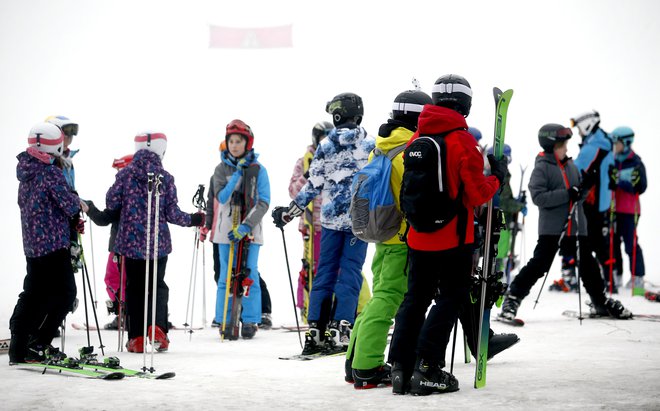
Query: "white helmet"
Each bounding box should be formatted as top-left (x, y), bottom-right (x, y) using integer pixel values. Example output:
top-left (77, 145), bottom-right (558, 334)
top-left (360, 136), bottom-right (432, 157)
top-left (134, 131), bottom-right (167, 159)
top-left (45, 115), bottom-right (78, 137)
top-left (28, 122), bottom-right (65, 157)
top-left (570, 111), bottom-right (600, 137)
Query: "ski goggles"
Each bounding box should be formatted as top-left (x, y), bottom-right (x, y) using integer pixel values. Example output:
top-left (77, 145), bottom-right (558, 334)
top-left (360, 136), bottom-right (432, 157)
top-left (61, 124), bottom-right (78, 137)
top-left (539, 127), bottom-right (573, 140)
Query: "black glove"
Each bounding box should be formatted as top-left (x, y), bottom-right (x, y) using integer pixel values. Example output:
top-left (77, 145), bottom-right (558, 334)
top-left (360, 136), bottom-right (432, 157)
top-left (567, 185), bottom-right (581, 203)
top-left (581, 166), bottom-right (598, 191)
top-left (190, 212), bottom-right (205, 227)
top-left (487, 154), bottom-right (508, 187)
top-left (607, 165), bottom-right (618, 191)
top-left (272, 201), bottom-right (304, 228)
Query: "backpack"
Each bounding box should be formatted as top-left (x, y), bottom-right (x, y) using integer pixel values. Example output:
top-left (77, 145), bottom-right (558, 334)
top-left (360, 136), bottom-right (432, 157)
top-left (350, 144), bottom-right (407, 243)
top-left (400, 129), bottom-right (465, 233)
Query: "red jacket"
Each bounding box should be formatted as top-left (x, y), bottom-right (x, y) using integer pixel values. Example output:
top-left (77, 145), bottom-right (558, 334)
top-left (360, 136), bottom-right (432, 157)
top-left (406, 105), bottom-right (500, 251)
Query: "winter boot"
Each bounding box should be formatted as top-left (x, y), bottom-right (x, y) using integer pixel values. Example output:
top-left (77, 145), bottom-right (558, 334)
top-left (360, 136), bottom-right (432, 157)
top-left (259, 313), bottom-right (273, 330)
top-left (487, 333), bottom-right (520, 360)
top-left (126, 336), bottom-right (145, 353)
top-left (211, 319), bottom-right (221, 328)
top-left (301, 323), bottom-right (323, 355)
top-left (325, 320), bottom-right (351, 351)
top-left (391, 362), bottom-right (413, 395)
top-left (590, 298), bottom-right (633, 319)
top-left (498, 294), bottom-right (521, 321)
top-left (8, 334), bottom-right (28, 365)
top-left (353, 364), bottom-right (392, 389)
top-left (344, 357), bottom-right (354, 383)
top-left (148, 325), bottom-right (169, 352)
top-left (409, 358), bottom-right (459, 396)
top-left (241, 323), bottom-right (258, 339)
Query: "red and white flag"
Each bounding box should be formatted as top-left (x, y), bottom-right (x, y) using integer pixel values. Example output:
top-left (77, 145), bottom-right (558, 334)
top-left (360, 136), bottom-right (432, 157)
top-left (209, 24), bottom-right (293, 49)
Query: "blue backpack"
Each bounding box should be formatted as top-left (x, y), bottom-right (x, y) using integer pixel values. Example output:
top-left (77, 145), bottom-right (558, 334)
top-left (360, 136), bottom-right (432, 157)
top-left (350, 144), bottom-right (406, 243)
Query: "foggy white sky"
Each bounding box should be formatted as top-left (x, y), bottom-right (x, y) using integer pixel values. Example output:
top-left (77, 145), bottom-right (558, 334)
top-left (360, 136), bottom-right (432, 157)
top-left (1, 0), bottom-right (659, 326)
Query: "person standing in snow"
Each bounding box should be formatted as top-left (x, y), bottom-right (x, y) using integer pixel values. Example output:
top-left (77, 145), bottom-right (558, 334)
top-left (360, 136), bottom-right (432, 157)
top-left (498, 124), bottom-right (633, 323)
top-left (273, 92), bottom-right (375, 355)
top-left (608, 126), bottom-right (647, 290)
top-left (106, 132), bottom-right (204, 352)
top-left (9, 122), bottom-right (80, 364)
top-left (387, 74), bottom-right (508, 395)
top-left (212, 120), bottom-right (270, 339)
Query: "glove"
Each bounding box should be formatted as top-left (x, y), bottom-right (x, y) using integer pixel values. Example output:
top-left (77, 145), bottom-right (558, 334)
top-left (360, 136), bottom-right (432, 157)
top-left (190, 212), bottom-right (205, 227)
top-left (521, 205), bottom-right (528, 217)
top-left (608, 165), bottom-right (619, 191)
top-left (228, 224), bottom-right (250, 242)
top-left (487, 154), bottom-right (508, 187)
top-left (199, 226), bottom-right (209, 242)
top-left (80, 199), bottom-right (91, 214)
top-left (237, 158), bottom-right (249, 170)
top-left (567, 186), bottom-right (581, 203)
top-left (581, 167), bottom-right (598, 191)
top-left (75, 218), bottom-right (85, 234)
top-left (272, 201), bottom-right (304, 229)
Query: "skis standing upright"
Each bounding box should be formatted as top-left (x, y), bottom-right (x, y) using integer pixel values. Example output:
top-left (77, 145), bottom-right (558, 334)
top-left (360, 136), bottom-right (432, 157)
top-left (474, 87), bottom-right (513, 389)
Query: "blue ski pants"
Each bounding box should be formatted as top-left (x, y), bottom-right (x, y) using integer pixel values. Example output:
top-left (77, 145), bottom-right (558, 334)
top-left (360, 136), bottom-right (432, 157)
top-left (215, 242), bottom-right (262, 324)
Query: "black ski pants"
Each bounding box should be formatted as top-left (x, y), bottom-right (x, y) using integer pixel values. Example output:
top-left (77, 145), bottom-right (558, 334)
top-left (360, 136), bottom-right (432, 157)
top-left (125, 256), bottom-right (168, 339)
top-left (389, 246), bottom-right (472, 370)
top-left (10, 248), bottom-right (76, 347)
top-left (508, 235), bottom-right (606, 306)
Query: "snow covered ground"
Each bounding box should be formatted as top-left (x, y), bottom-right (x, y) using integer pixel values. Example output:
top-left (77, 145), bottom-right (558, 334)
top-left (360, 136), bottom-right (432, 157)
top-left (2, 289), bottom-right (659, 411)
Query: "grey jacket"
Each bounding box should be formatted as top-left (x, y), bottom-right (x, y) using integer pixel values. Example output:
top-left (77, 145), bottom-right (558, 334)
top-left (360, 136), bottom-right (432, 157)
top-left (529, 152), bottom-right (587, 236)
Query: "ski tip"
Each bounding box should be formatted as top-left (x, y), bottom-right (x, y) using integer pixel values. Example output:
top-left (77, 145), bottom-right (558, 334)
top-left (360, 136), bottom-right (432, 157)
top-left (101, 372), bottom-right (125, 380)
top-left (156, 372), bottom-right (176, 379)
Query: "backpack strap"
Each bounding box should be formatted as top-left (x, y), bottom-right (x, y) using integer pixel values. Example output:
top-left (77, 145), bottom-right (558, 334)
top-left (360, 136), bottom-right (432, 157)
top-left (373, 143), bottom-right (407, 160)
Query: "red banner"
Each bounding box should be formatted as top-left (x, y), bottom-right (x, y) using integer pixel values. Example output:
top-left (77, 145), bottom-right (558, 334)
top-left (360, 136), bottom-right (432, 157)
top-left (209, 24), bottom-right (293, 49)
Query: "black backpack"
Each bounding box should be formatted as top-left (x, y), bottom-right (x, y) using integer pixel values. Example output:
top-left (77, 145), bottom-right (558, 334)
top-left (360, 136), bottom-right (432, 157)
top-left (401, 128), bottom-right (466, 234)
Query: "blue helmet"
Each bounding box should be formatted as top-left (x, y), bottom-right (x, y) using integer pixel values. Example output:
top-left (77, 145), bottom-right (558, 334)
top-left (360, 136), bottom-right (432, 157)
top-left (487, 143), bottom-right (512, 164)
top-left (611, 126), bottom-right (634, 151)
top-left (468, 127), bottom-right (482, 142)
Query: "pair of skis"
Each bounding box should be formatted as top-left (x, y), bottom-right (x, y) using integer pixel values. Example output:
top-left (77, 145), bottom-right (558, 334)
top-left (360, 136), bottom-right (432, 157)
top-left (474, 87), bottom-right (514, 389)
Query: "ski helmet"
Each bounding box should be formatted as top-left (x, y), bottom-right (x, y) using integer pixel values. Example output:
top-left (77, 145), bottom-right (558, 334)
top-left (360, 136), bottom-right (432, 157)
top-left (610, 126), bottom-right (634, 151)
top-left (570, 111), bottom-right (600, 137)
top-left (225, 119), bottom-right (254, 151)
top-left (134, 131), bottom-right (167, 159)
top-left (28, 122), bottom-right (65, 157)
top-left (311, 121), bottom-right (333, 147)
top-left (112, 154), bottom-right (134, 170)
top-left (45, 115), bottom-right (78, 137)
top-left (325, 92), bottom-right (364, 126)
top-left (538, 124), bottom-right (572, 152)
top-left (486, 143), bottom-right (512, 164)
top-left (468, 127), bottom-right (482, 142)
top-left (431, 74), bottom-right (472, 117)
top-left (391, 90), bottom-right (432, 129)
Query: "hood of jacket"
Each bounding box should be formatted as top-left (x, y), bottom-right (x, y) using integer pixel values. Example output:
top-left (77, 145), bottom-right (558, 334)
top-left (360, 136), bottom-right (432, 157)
top-left (17, 149), bottom-right (53, 183)
top-left (416, 105), bottom-right (468, 136)
top-left (120, 149), bottom-right (165, 184)
top-left (375, 122), bottom-right (414, 154)
top-left (327, 125), bottom-right (368, 147)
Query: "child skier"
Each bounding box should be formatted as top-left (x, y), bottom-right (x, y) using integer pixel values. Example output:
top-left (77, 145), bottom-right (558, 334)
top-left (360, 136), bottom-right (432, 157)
top-left (498, 124), bottom-right (632, 323)
top-left (9, 122), bottom-right (80, 364)
top-left (81, 154), bottom-right (133, 330)
top-left (212, 119), bottom-right (270, 339)
top-left (608, 126), bottom-right (647, 292)
top-left (106, 132), bottom-right (204, 352)
top-left (273, 92), bottom-right (375, 354)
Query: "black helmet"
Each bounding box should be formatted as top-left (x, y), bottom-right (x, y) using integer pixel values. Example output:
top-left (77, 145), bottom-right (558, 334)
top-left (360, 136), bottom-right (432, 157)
top-left (538, 123), bottom-right (573, 152)
top-left (391, 90), bottom-right (432, 129)
top-left (431, 74), bottom-right (472, 116)
top-left (311, 121), bottom-right (333, 147)
top-left (326, 92), bottom-right (364, 126)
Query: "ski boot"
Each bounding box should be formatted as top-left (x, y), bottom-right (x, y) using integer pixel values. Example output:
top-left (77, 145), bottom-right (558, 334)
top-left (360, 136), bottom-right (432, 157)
top-left (391, 362), bottom-right (413, 395)
top-left (353, 364), bottom-right (392, 390)
top-left (325, 320), bottom-right (351, 352)
top-left (301, 322), bottom-right (323, 355)
top-left (211, 319), bottom-right (221, 328)
top-left (259, 313), bottom-right (273, 330)
top-left (549, 278), bottom-right (571, 292)
top-left (126, 336), bottom-right (145, 353)
top-left (497, 294), bottom-right (521, 323)
top-left (148, 325), bottom-right (169, 352)
top-left (345, 357), bottom-right (354, 383)
top-left (104, 315), bottom-right (120, 330)
top-left (409, 358), bottom-right (459, 396)
top-left (241, 323), bottom-right (258, 339)
top-left (487, 333), bottom-right (520, 360)
top-left (26, 344), bottom-right (67, 364)
top-left (590, 298), bottom-right (633, 319)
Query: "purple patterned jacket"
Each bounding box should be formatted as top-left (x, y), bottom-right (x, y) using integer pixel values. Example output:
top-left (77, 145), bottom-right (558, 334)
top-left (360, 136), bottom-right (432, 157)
top-left (106, 149), bottom-right (193, 259)
top-left (17, 148), bottom-right (80, 257)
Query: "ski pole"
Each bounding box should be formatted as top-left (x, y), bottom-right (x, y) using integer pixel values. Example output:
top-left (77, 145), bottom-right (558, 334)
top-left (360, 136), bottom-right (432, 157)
top-left (118, 255), bottom-right (126, 352)
top-left (631, 193), bottom-right (639, 296)
top-left (87, 218), bottom-right (98, 308)
top-left (279, 227), bottom-right (304, 349)
top-left (149, 174), bottom-right (163, 372)
top-left (80, 245), bottom-right (105, 354)
top-left (184, 228), bottom-right (198, 333)
top-left (450, 317), bottom-right (458, 375)
top-left (533, 200), bottom-right (578, 309)
top-left (142, 173), bottom-right (154, 371)
top-left (574, 205), bottom-right (583, 324)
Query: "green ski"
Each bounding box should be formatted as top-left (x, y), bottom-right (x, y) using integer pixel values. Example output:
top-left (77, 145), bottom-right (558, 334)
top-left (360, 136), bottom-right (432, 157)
top-left (14, 360), bottom-right (124, 380)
